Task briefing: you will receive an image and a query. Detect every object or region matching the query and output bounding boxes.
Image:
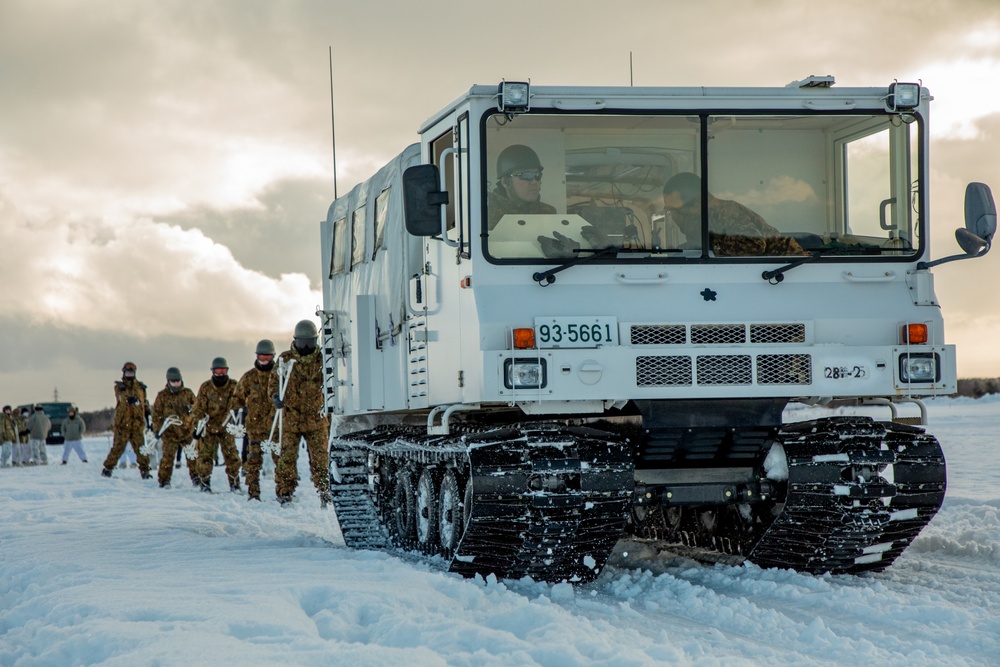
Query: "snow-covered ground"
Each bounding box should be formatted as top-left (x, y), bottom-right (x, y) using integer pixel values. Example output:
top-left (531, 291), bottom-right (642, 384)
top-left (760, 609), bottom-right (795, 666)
top-left (2, 397), bottom-right (998, 666)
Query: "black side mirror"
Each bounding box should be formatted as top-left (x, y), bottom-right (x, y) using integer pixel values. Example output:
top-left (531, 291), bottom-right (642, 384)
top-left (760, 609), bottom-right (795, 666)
top-left (402, 165), bottom-right (450, 236)
top-left (964, 182), bottom-right (997, 245)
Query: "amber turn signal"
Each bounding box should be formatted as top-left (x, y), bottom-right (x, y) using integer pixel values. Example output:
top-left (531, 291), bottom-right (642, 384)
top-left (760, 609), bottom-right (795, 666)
top-left (513, 328), bottom-right (536, 349)
top-left (902, 323), bottom-right (928, 344)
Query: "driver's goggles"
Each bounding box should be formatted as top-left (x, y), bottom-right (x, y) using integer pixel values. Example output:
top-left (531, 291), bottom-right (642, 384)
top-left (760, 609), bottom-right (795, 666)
top-left (511, 170), bottom-right (542, 181)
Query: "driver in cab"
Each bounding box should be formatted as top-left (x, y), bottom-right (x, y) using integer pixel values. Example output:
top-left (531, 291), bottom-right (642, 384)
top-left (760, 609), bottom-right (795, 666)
top-left (487, 144), bottom-right (556, 229)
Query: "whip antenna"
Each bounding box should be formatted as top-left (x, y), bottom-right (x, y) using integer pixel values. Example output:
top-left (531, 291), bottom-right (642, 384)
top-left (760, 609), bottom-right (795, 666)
top-left (329, 46), bottom-right (338, 200)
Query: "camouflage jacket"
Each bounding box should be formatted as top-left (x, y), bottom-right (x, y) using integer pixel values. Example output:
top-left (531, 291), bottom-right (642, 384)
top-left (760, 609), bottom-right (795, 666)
top-left (192, 377), bottom-right (237, 436)
top-left (114, 378), bottom-right (149, 429)
top-left (672, 195), bottom-right (806, 257)
top-left (487, 187), bottom-right (557, 230)
top-left (268, 347), bottom-right (328, 433)
top-left (151, 384), bottom-right (196, 441)
top-left (230, 365), bottom-right (276, 442)
top-left (0, 412), bottom-right (16, 442)
top-left (15, 412), bottom-right (29, 443)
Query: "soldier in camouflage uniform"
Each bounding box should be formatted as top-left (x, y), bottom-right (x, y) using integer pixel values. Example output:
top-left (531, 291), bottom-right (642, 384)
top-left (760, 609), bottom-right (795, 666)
top-left (1, 405), bottom-right (16, 467)
top-left (14, 407), bottom-right (30, 465)
top-left (229, 340), bottom-right (278, 501)
top-left (102, 361), bottom-right (152, 479)
top-left (191, 357), bottom-right (240, 493)
top-left (151, 367), bottom-right (196, 488)
top-left (488, 144), bottom-right (556, 230)
top-left (662, 172), bottom-right (806, 257)
top-left (269, 320), bottom-right (331, 506)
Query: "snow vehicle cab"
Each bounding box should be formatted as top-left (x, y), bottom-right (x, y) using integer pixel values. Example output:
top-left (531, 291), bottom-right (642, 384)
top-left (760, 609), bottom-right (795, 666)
top-left (319, 77), bottom-right (995, 582)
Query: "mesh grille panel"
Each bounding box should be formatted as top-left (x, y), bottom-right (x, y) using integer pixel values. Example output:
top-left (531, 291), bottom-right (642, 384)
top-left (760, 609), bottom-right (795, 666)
top-left (757, 354), bottom-right (812, 385)
top-left (696, 355), bottom-right (752, 385)
top-left (750, 323), bottom-right (806, 344)
top-left (691, 324), bottom-right (746, 345)
top-left (630, 325), bottom-right (686, 346)
top-left (636, 356), bottom-right (692, 386)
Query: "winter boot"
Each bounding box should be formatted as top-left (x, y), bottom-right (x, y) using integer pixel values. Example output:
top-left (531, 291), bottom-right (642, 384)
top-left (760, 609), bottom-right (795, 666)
top-left (159, 481), bottom-right (171, 489)
top-left (101, 468), bottom-right (113, 478)
top-left (192, 476), bottom-right (201, 488)
top-left (277, 494), bottom-right (293, 506)
top-left (248, 494), bottom-right (261, 502)
top-left (200, 478), bottom-right (212, 493)
top-left (140, 471), bottom-right (152, 480)
top-left (319, 491), bottom-right (332, 509)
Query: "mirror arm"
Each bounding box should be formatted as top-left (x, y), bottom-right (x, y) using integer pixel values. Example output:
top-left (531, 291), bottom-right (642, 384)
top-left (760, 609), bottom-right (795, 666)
top-left (917, 239), bottom-right (991, 270)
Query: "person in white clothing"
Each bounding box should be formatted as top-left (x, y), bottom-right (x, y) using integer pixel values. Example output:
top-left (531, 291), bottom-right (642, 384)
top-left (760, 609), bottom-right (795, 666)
top-left (60, 406), bottom-right (88, 464)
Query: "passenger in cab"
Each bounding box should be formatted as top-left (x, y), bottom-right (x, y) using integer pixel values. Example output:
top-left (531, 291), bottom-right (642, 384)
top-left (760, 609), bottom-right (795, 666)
top-left (662, 172), bottom-right (805, 256)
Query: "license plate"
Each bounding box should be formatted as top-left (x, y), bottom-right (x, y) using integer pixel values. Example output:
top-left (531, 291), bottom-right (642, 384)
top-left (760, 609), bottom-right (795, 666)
top-left (534, 317), bottom-right (619, 348)
top-left (823, 364), bottom-right (868, 380)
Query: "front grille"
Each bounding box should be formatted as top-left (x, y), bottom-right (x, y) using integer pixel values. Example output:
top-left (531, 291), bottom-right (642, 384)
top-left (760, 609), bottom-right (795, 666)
top-left (696, 355), bottom-right (752, 385)
top-left (750, 323), bottom-right (806, 344)
top-left (636, 356), bottom-right (692, 386)
top-left (630, 325), bottom-right (686, 346)
top-left (691, 324), bottom-right (746, 345)
top-left (757, 354), bottom-right (812, 385)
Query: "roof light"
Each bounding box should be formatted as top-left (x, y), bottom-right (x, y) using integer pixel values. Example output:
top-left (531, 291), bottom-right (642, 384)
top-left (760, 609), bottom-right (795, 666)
top-left (887, 82), bottom-right (920, 112)
top-left (497, 81), bottom-right (530, 114)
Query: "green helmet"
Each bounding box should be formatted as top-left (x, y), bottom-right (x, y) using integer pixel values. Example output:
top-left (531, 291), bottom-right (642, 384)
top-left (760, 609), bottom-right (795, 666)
top-left (496, 144), bottom-right (542, 178)
top-left (293, 320), bottom-right (317, 340)
top-left (210, 357), bottom-right (228, 370)
top-left (166, 367), bottom-right (182, 382)
top-left (255, 339), bottom-right (276, 355)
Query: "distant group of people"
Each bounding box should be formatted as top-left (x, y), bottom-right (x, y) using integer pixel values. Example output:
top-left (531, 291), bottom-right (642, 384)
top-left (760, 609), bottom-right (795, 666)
top-left (100, 319), bottom-right (331, 506)
top-left (0, 404), bottom-right (88, 467)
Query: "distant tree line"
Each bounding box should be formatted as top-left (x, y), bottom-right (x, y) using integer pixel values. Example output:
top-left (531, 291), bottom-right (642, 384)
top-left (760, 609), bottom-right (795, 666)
top-left (79, 407), bottom-right (114, 434)
top-left (956, 377), bottom-right (1000, 399)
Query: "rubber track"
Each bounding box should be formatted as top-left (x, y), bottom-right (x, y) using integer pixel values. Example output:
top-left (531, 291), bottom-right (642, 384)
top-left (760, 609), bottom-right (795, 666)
top-left (747, 416), bottom-right (946, 573)
top-left (329, 424), bottom-right (633, 583)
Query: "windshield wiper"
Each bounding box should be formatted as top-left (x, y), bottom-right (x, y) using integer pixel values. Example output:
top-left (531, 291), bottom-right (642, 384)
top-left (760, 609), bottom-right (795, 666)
top-left (761, 244), bottom-right (900, 284)
top-left (533, 246), bottom-right (619, 286)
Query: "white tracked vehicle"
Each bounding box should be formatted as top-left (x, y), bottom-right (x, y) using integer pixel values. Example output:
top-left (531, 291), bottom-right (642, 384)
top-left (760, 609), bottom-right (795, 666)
top-left (319, 78), bottom-right (995, 582)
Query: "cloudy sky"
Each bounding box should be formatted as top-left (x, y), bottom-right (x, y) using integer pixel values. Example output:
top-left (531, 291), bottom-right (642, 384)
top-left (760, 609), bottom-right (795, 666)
top-left (2, 0), bottom-right (999, 410)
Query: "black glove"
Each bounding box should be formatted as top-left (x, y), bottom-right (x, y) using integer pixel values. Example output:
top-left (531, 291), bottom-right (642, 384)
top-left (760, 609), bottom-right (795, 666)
top-left (272, 395), bottom-right (284, 410)
top-left (146, 415), bottom-right (153, 430)
top-left (537, 231), bottom-right (581, 258)
top-left (126, 396), bottom-right (140, 406)
top-left (581, 225), bottom-right (613, 249)
top-left (193, 432), bottom-right (202, 441)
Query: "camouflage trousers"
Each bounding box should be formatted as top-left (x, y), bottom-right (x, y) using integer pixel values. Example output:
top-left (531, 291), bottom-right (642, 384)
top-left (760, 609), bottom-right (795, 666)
top-left (195, 432), bottom-right (240, 489)
top-left (103, 425), bottom-right (150, 474)
top-left (274, 427), bottom-right (329, 500)
top-left (157, 436), bottom-right (191, 486)
top-left (242, 440), bottom-right (278, 499)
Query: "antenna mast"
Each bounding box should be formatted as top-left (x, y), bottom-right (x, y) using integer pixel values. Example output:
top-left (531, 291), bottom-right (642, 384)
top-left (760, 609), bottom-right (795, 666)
top-left (630, 51), bottom-right (634, 86)
top-left (329, 46), bottom-right (338, 200)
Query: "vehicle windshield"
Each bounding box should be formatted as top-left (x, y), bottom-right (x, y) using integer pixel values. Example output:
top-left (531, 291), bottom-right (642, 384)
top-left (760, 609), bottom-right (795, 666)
top-left (483, 112), bottom-right (921, 262)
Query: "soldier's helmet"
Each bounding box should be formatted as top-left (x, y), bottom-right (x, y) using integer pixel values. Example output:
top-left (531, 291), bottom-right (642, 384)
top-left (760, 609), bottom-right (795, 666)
top-left (210, 357), bottom-right (228, 370)
top-left (496, 144), bottom-right (543, 179)
top-left (293, 320), bottom-right (318, 343)
top-left (662, 172), bottom-right (701, 206)
top-left (166, 367), bottom-right (183, 382)
top-left (255, 339), bottom-right (276, 356)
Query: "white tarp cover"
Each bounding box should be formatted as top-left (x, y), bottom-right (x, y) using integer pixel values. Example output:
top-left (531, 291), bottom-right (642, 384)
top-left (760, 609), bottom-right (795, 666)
top-left (321, 143), bottom-right (422, 353)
